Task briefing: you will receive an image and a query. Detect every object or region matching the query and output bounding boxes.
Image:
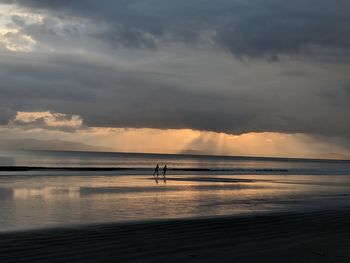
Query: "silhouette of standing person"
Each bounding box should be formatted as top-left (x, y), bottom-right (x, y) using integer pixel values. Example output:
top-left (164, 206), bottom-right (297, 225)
top-left (163, 165), bottom-right (167, 183)
top-left (153, 164), bottom-right (159, 183)
top-left (153, 164), bottom-right (159, 177)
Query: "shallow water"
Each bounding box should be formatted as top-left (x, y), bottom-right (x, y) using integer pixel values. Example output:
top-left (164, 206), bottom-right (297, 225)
top-left (1, 172), bottom-right (350, 232)
top-left (1, 150), bottom-right (350, 174)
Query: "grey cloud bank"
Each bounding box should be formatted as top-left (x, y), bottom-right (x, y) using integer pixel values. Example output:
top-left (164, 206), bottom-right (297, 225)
top-left (4, 0), bottom-right (350, 58)
top-left (0, 0), bottom-right (350, 139)
top-left (1, 52), bottom-right (349, 137)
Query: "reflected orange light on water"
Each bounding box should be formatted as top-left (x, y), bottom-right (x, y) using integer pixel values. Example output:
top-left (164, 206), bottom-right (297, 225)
top-left (2, 173), bottom-right (350, 231)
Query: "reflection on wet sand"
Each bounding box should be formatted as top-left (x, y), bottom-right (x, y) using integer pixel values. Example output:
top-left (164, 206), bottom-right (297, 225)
top-left (1, 173), bottom-right (350, 231)
top-left (13, 187), bottom-right (80, 199)
top-left (161, 176), bottom-right (271, 183)
top-left (0, 188), bottom-right (13, 200)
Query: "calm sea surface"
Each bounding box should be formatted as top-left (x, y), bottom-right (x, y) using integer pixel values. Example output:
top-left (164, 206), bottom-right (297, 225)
top-left (1, 150), bottom-right (350, 232)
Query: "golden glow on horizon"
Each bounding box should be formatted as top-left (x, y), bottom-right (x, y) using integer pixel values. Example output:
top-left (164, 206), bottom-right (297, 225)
top-left (2, 125), bottom-right (348, 159)
top-left (1, 111), bottom-right (349, 159)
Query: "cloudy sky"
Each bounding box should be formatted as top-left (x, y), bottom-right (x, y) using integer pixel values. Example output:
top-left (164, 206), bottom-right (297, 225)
top-left (0, 0), bottom-right (350, 158)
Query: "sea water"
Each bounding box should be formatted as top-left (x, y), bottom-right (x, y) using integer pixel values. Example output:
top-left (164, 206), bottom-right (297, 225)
top-left (0, 150), bottom-right (350, 232)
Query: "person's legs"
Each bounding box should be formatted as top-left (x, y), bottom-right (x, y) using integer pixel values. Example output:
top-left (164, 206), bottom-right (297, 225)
top-left (153, 165), bottom-right (159, 177)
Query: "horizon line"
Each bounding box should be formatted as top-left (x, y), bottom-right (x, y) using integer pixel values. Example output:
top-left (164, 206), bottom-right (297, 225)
top-left (6, 149), bottom-right (350, 162)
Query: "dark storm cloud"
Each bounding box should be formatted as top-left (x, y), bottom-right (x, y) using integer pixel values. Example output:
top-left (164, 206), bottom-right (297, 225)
top-left (3, 0), bottom-right (350, 58)
top-left (1, 0), bottom-right (350, 139)
top-left (0, 54), bottom-right (350, 137)
top-left (0, 108), bottom-right (15, 125)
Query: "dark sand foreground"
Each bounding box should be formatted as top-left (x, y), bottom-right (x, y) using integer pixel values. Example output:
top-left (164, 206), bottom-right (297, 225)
top-left (1, 210), bottom-right (350, 263)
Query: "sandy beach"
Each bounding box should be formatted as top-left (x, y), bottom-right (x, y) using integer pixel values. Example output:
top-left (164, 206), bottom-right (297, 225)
top-left (1, 209), bottom-right (350, 263)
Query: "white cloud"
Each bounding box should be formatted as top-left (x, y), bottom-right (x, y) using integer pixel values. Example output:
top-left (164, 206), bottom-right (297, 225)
top-left (11, 111), bottom-right (83, 130)
top-left (0, 31), bottom-right (36, 51)
top-left (0, 4), bottom-right (41, 51)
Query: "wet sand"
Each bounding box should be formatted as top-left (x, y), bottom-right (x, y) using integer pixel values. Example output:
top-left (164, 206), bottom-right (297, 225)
top-left (1, 209), bottom-right (350, 262)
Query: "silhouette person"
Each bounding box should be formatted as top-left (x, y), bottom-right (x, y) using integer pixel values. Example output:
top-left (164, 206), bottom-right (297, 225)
top-left (153, 164), bottom-right (159, 183)
top-left (153, 164), bottom-right (159, 177)
top-left (163, 165), bottom-right (167, 183)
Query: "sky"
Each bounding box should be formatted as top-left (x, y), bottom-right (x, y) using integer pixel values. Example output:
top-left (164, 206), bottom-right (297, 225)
top-left (0, 1), bottom-right (350, 158)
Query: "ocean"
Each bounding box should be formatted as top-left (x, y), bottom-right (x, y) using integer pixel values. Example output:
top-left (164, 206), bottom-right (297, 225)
top-left (1, 150), bottom-right (350, 232)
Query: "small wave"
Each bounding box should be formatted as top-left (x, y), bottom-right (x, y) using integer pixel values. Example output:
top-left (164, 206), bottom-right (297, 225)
top-left (1, 166), bottom-right (350, 175)
top-left (0, 166), bottom-right (288, 172)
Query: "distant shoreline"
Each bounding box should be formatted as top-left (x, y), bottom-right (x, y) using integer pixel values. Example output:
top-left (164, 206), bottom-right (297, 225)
top-left (0, 166), bottom-right (137, 172)
top-left (2, 149), bottom-right (350, 162)
top-left (0, 166), bottom-right (289, 172)
top-left (2, 166), bottom-right (350, 176)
